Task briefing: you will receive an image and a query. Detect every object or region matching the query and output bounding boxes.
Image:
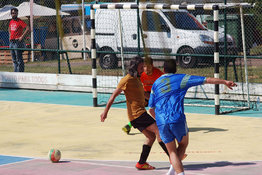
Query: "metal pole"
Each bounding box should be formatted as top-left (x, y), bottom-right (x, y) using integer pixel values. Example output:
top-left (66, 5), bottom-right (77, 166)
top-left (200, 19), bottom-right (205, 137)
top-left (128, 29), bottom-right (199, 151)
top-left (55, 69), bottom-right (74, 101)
top-left (224, 0), bottom-right (228, 80)
top-left (214, 5), bottom-right (220, 115)
top-left (136, 0), bottom-right (141, 56)
top-left (118, 10), bottom-right (125, 77)
top-left (30, 0), bottom-right (34, 62)
top-left (82, 0), bottom-right (87, 60)
top-left (55, 0), bottom-right (62, 73)
top-left (91, 6), bottom-right (97, 107)
top-left (240, 6), bottom-right (250, 108)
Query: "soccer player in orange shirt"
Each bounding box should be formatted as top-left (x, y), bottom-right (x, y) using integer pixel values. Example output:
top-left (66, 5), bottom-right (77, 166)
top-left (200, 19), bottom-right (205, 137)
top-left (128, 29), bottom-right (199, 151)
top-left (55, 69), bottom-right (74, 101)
top-left (122, 57), bottom-right (163, 134)
top-left (100, 56), bottom-right (169, 170)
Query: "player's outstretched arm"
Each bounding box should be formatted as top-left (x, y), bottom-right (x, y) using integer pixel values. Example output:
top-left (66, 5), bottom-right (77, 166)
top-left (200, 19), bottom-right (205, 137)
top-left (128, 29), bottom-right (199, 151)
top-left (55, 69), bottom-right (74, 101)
top-left (205, 77), bottom-right (237, 90)
top-left (100, 88), bottom-right (122, 122)
top-left (224, 80), bottom-right (237, 90)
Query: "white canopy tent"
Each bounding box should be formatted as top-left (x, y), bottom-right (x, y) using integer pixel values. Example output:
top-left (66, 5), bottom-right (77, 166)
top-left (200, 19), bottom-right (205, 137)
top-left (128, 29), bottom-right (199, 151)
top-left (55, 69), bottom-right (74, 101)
top-left (0, 2), bottom-right (69, 61)
top-left (0, 2), bottom-right (68, 20)
top-left (0, 5), bottom-right (16, 13)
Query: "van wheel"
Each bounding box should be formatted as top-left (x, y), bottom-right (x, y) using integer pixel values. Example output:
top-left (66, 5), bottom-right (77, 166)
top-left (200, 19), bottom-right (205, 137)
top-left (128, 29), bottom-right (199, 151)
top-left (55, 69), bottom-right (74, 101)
top-left (99, 52), bottom-right (118, 69)
top-left (177, 47), bottom-right (197, 68)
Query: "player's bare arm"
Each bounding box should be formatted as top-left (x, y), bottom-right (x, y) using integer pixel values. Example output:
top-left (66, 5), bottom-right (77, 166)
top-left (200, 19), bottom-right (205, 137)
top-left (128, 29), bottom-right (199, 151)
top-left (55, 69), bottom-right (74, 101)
top-left (100, 88), bottom-right (122, 122)
top-left (205, 77), bottom-right (237, 90)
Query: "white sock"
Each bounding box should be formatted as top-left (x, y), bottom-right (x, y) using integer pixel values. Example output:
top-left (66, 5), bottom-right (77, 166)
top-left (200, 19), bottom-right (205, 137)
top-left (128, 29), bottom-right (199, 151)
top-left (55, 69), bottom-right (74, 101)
top-left (166, 164), bottom-right (175, 175)
top-left (177, 172), bottom-right (185, 175)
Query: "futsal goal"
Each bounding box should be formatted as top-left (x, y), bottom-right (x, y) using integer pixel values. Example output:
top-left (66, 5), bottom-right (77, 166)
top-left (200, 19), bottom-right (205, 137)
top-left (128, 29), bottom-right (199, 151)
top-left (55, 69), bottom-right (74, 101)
top-left (90, 2), bottom-right (258, 115)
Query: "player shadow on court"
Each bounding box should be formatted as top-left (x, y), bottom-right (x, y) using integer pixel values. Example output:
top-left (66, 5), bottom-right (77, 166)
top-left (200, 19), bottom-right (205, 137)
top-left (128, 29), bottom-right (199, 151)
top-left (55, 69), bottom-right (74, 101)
top-left (127, 127), bottom-right (227, 135)
top-left (156, 161), bottom-right (256, 171)
top-left (237, 111), bottom-right (262, 115)
top-left (128, 132), bottom-right (142, 135)
top-left (189, 127), bottom-right (228, 133)
top-left (56, 161), bottom-right (71, 163)
top-left (183, 161), bottom-right (256, 171)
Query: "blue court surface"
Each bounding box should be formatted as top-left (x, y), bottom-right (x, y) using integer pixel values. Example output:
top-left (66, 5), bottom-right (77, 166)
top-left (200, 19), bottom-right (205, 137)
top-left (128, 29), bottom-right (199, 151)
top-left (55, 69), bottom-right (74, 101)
top-left (0, 155), bottom-right (32, 165)
top-left (0, 88), bottom-right (261, 117)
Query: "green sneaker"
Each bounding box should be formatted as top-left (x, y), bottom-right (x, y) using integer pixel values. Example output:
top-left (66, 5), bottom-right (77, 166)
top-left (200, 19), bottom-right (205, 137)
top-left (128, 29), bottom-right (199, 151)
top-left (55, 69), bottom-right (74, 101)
top-left (122, 124), bottom-right (131, 134)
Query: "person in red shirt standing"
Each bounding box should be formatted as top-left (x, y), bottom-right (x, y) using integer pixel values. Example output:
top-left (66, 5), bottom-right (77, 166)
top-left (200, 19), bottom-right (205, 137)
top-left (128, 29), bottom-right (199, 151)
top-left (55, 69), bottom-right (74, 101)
top-left (8, 8), bottom-right (29, 72)
top-left (122, 57), bottom-right (163, 134)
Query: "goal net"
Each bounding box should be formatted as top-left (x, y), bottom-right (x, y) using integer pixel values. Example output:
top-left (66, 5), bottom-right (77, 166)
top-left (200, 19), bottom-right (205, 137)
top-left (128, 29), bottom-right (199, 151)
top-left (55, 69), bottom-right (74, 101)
top-left (91, 2), bottom-right (259, 114)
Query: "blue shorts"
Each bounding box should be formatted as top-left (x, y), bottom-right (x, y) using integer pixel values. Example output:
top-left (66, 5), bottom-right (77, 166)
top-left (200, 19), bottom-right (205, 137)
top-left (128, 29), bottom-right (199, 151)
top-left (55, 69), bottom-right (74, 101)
top-left (158, 120), bottom-right (188, 144)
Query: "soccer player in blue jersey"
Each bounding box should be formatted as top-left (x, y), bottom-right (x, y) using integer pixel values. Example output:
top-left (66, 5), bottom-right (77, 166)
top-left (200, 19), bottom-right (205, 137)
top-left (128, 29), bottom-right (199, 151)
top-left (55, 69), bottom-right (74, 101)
top-left (148, 59), bottom-right (237, 175)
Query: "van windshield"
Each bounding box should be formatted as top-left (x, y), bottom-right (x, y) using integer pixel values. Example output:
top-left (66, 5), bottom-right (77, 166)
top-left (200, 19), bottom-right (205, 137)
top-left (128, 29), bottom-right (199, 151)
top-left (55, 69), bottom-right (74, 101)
top-left (164, 11), bottom-right (206, 30)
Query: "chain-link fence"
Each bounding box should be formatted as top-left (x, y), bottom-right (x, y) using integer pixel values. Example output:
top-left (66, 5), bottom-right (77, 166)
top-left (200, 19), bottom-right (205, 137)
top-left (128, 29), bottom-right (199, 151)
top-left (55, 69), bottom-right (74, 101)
top-left (0, 0), bottom-right (262, 114)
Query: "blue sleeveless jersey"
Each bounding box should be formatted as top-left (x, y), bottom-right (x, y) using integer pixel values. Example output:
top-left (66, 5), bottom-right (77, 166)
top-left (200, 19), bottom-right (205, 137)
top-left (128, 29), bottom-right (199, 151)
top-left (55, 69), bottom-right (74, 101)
top-left (148, 74), bottom-right (206, 125)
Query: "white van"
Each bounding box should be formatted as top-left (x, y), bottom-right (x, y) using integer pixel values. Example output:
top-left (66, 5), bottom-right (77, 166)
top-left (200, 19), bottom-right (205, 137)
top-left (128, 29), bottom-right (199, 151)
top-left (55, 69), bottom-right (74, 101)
top-left (45, 16), bottom-right (91, 60)
top-left (95, 8), bottom-right (237, 69)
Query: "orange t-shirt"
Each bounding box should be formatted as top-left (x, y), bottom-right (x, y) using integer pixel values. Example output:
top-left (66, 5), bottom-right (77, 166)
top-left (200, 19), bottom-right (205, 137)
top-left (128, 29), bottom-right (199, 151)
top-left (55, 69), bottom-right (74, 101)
top-left (140, 67), bottom-right (163, 92)
top-left (117, 74), bottom-right (146, 121)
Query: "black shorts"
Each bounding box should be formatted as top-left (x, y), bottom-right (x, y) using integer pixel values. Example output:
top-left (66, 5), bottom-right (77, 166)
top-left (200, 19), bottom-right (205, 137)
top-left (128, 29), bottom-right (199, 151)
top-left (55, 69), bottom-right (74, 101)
top-left (131, 112), bottom-right (156, 132)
